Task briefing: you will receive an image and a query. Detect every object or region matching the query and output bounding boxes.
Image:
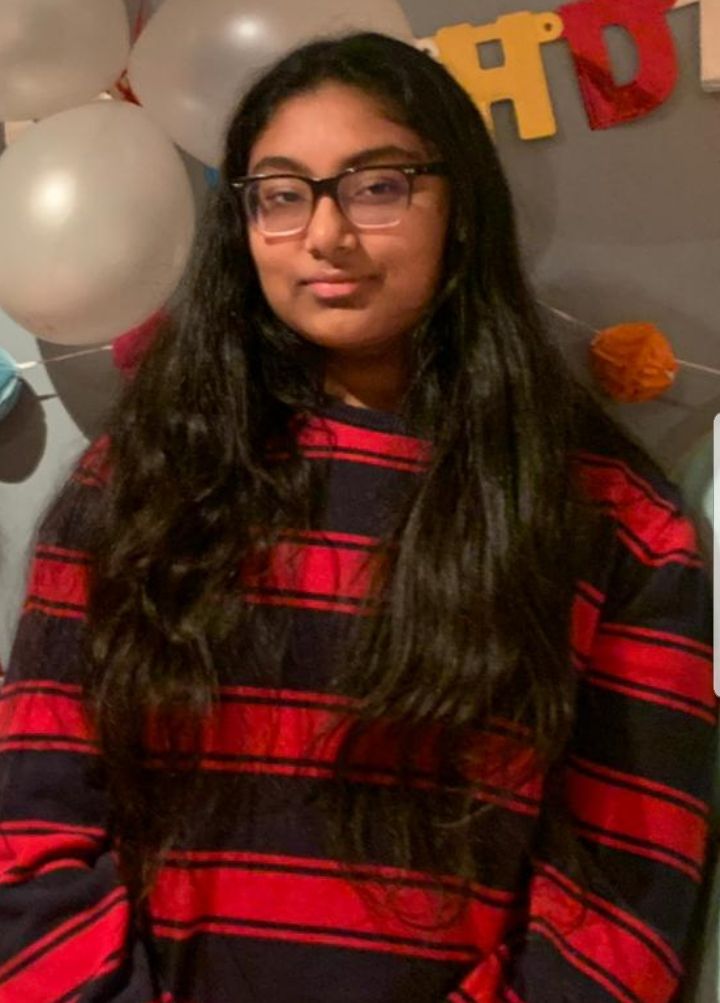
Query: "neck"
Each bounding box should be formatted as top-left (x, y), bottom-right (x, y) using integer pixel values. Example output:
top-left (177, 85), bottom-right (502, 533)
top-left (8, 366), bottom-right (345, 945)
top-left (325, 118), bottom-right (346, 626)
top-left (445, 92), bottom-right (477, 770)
top-left (324, 344), bottom-right (411, 412)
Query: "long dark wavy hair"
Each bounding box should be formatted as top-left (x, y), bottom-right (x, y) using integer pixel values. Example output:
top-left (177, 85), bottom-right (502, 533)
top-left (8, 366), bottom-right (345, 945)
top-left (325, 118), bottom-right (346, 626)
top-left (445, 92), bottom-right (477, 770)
top-left (84, 32), bottom-right (645, 903)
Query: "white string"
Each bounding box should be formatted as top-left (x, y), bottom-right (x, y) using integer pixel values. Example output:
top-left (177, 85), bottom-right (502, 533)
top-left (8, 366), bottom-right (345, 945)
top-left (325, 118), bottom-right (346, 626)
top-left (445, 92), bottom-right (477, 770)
top-left (14, 344), bottom-right (112, 371)
top-left (539, 301), bottom-right (720, 379)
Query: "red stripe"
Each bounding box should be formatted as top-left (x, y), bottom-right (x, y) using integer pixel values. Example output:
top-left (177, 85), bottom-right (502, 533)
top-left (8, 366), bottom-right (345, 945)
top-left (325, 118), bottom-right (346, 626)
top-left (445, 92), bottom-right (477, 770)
top-left (570, 585), bottom-right (604, 661)
top-left (0, 690), bottom-right (92, 745)
top-left (529, 876), bottom-right (679, 1002)
top-left (576, 457), bottom-right (701, 566)
top-left (576, 453), bottom-right (680, 516)
top-left (536, 863), bottom-right (680, 969)
top-left (26, 556), bottom-right (89, 611)
top-left (600, 622), bottom-right (713, 660)
top-left (0, 888), bottom-right (128, 1002)
top-left (242, 540), bottom-right (381, 601)
top-left (2, 687), bottom-right (541, 811)
top-left (451, 944), bottom-right (509, 1000)
top-left (297, 416), bottom-right (430, 466)
top-left (149, 857), bottom-right (508, 960)
top-left (78, 436), bottom-right (111, 484)
top-left (616, 528), bottom-right (702, 570)
top-left (501, 988), bottom-right (526, 1003)
top-left (28, 537), bottom-right (384, 617)
top-left (591, 627), bottom-right (715, 713)
top-left (164, 849), bottom-right (519, 905)
top-left (569, 755), bottom-right (709, 816)
top-left (565, 762), bottom-right (707, 871)
top-left (0, 825), bottom-right (104, 887)
top-left (204, 702), bottom-right (543, 807)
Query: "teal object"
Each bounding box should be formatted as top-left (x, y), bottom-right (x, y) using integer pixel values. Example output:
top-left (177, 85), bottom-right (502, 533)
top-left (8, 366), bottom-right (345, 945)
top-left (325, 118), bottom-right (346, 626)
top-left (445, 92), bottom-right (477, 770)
top-left (0, 345), bottom-right (21, 422)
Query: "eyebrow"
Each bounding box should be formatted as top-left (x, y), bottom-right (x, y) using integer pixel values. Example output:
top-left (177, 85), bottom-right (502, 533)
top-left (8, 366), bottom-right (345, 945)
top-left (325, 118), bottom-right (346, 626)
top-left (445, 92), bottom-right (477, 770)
top-left (248, 145), bottom-right (426, 176)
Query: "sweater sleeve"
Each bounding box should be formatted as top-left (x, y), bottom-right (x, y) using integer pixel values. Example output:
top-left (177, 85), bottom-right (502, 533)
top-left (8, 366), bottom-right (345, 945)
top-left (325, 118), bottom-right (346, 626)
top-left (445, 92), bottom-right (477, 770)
top-left (447, 461), bottom-right (717, 1003)
top-left (0, 454), bottom-right (167, 1003)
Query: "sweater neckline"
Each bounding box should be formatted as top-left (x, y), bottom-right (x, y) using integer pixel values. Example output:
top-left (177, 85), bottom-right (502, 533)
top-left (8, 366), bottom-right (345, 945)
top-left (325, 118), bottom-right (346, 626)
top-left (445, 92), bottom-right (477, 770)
top-left (316, 396), bottom-right (411, 437)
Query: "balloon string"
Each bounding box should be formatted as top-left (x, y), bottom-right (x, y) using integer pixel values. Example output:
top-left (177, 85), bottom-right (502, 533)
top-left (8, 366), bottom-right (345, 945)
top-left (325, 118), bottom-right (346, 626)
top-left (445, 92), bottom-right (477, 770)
top-left (539, 301), bottom-right (720, 379)
top-left (11, 306), bottom-right (720, 381)
top-left (14, 345), bottom-right (112, 371)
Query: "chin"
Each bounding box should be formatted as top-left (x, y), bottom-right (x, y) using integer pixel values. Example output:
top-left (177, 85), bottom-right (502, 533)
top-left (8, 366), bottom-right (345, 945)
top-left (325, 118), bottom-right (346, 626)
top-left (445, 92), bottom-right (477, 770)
top-left (290, 315), bottom-right (382, 351)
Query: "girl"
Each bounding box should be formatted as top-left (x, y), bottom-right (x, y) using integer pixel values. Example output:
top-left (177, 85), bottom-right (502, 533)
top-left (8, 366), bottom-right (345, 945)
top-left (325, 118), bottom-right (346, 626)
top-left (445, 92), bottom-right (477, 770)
top-left (0, 32), bottom-right (714, 1003)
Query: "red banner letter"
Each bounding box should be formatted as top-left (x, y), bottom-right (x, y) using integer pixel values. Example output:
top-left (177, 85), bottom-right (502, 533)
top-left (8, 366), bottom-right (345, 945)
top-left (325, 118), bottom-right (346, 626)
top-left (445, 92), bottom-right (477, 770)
top-left (558, 0), bottom-right (677, 129)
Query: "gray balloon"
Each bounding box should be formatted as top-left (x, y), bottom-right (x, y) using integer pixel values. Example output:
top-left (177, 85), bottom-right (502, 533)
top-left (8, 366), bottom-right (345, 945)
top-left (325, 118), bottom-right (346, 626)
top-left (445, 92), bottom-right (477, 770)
top-left (128, 0), bottom-right (414, 167)
top-left (0, 100), bottom-right (195, 345)
top-left (0, 0), bottom-right (130, 121)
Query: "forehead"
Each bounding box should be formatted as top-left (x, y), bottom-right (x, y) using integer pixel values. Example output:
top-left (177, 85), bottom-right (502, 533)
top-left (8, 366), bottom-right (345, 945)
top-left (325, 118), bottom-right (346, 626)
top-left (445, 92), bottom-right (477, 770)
top-left (247, 82), bottom-right (430, 176)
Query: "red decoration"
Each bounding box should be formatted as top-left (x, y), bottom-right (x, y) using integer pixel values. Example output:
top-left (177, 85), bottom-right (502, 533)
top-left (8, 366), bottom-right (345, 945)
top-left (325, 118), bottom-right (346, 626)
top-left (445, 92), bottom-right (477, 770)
top-left (589, 322), bottom-right (678, 402)
top-left (111, 309), bottom-right (166, 377)
top-left (557, 0), bottom-right (677, 129)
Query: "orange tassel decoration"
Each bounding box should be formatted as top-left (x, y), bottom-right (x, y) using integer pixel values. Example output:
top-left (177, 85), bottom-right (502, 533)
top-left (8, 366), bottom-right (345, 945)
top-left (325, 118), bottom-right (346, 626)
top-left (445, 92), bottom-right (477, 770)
top-left (589, 322), bottom-right (678, 403)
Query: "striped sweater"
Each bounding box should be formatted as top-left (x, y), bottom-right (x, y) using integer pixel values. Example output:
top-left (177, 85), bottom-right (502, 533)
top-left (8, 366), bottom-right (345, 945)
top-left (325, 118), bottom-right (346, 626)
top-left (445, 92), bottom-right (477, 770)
top-left (0, 399), bottom-right (715, 1003)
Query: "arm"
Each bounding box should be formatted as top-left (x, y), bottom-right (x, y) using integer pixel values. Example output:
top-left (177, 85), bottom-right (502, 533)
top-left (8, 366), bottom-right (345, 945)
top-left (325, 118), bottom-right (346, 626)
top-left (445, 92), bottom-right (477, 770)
top-left (0, 456), bottom-right (167, 1003)
top-left (449, 461), bottom-right (716, 1003)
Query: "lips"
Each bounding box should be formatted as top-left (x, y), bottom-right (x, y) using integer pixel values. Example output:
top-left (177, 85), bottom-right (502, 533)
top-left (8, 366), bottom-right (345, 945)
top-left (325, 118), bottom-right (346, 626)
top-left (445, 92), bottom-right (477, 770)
top-left (301, 274), bottom-right (370, 300)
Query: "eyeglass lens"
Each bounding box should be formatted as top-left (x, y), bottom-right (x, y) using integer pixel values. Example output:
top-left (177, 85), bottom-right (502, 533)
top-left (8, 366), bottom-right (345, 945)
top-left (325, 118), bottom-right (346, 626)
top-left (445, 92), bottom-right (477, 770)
top-left (245, 167), bottom-right (411, 234)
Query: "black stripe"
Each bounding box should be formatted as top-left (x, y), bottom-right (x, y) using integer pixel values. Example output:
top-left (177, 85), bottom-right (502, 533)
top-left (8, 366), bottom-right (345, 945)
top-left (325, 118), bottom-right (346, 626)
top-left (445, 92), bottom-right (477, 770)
top-left (24, 596), bottom-right (85, 614)
top-left (587, 668), bottom-right (714, 718)
top-left (34, 548), bottom-right (91, 567)
top-left (568, 755), bottom-right (710, 818)
top-left (278, 532), bottom-right (381, 553)
top-left (244, 586), bottom-right (369, 607)
top-left (300, 443), bottom-right (428, 470)
top-left (151, 914), bottom-right (479, 958)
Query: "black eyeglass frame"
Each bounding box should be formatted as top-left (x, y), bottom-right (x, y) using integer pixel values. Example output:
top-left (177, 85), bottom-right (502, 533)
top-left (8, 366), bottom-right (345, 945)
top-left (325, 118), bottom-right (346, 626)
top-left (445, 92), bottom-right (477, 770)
top-left (230, 161), bottom-right (448, 234)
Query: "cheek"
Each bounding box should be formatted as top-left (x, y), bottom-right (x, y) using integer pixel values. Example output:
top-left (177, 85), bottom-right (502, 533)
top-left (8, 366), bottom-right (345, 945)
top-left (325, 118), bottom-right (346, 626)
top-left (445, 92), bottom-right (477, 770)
top-left (382, 233), bottom-right (447, 308)
top-left (249, 243), bottom-right (290, 306)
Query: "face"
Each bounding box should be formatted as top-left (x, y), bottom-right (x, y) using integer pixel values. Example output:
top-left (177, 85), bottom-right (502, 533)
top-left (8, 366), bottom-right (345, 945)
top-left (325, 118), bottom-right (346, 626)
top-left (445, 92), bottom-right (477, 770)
top-left (244, 83), bottom-right (450, 361)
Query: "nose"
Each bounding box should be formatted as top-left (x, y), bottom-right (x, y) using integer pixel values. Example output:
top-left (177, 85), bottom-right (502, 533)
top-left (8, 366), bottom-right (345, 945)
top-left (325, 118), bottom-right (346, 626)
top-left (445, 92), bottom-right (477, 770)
top-left (302, 192), bottom-right (357, 257)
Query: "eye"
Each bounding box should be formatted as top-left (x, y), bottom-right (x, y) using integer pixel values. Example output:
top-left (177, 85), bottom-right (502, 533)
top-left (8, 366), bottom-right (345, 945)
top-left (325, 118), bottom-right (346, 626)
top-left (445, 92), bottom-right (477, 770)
top-left (257, 179), bottom-right (310, 210)
top-left (349, 170), bottom-right (407, 203)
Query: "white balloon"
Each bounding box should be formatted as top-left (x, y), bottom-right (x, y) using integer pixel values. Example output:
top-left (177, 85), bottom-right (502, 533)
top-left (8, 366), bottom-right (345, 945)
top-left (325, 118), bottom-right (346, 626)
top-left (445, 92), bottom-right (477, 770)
top-left (129, 0), bottom-right (415, 166)
top-left (0, 0), bottom-right (130, 122)
top-left (0, 100), bottom-right (196, 346)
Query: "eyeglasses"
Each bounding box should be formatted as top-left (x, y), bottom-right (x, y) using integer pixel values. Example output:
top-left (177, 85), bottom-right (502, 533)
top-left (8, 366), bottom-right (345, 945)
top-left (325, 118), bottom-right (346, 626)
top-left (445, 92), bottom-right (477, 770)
top-left (231, 162), bottom-right (447, 236)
